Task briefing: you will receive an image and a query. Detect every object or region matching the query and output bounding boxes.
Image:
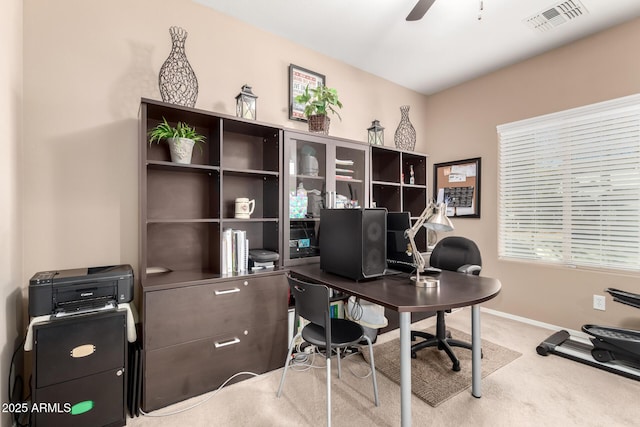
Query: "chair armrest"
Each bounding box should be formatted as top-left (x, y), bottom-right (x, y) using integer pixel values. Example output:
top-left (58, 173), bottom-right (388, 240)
top-left (457, 264), bottom-right (481, 275)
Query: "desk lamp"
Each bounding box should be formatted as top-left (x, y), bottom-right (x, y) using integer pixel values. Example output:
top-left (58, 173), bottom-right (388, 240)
top-left (405, 201), bottom-right (453, 287)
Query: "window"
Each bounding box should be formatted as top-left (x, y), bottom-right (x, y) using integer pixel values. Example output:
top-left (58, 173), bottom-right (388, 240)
top-left (497, 94), bottom-right (640, 272)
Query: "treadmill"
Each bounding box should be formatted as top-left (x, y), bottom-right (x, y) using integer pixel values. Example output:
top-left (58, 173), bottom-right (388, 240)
top-left (537, 288), bottom-right (640, 381)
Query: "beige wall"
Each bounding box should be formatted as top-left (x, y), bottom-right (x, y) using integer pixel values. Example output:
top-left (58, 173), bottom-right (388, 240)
top-left (1, 0), bottom-right (23, 425)
top-left (424, 18), bottom-right (640, 330)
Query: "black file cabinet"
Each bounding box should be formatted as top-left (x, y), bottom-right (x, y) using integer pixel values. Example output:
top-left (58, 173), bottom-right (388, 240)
top-left (32, 310), bottom-right (127, 427)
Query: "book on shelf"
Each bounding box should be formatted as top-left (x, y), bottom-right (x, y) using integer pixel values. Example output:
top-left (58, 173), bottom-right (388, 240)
top-left (221, 228), bottom-right (248, 274)
top-left (330, 300), bottom-right (344, 319)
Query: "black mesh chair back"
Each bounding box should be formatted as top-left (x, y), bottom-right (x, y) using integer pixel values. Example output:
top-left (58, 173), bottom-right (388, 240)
top-left (411, 236), bottom-right (482, 371)
top-left (277, 274), bottom-right (379, 426)
top-left (429, 236), bottom-right (482, 274)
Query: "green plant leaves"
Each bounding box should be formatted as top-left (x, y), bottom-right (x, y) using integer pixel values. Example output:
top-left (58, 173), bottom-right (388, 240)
top-left (294, 85), bottom-right (343, 120)
top-left (148, 117), bottom-right (206, 145)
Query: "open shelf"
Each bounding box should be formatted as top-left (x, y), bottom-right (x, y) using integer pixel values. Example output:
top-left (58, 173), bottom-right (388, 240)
top-left (140, 98), bottom-right (283, 281)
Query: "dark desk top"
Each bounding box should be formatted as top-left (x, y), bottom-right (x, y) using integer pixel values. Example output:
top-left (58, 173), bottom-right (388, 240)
top-left (289, 264), bottom-right (502, 313)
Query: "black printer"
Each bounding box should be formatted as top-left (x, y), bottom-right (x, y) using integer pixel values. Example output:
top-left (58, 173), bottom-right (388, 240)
top-left (29, 264), bottom-right (134, 317)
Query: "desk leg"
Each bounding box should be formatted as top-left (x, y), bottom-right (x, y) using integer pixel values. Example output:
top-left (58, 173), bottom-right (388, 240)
top-left (471, 304), bottom-right (481, 398)
top-left (399, 312), bottom-right (411, 427)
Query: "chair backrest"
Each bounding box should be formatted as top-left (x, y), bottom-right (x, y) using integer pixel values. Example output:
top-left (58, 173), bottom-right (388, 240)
top-left (287, 275), bottom-right (332, 338)
top-left (429, 236), bottom-right (482, 275)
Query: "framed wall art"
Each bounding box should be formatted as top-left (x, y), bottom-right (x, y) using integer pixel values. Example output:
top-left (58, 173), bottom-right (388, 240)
top-left (433, 157), bottom-right (481, 218)
top-left (289, 64), bottom-right (325, 121)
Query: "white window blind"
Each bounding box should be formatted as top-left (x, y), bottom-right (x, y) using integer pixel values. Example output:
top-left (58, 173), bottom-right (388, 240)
top-left (497, 94), bottom-right (640, 272)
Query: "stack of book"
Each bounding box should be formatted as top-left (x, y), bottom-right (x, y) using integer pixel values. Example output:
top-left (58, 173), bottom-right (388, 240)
top-left (335, 158), bottom-right (354, 180)
top-left (330, 300), bottom-right (344, 319)
top-left (221, 228), bottom-right (248, 274)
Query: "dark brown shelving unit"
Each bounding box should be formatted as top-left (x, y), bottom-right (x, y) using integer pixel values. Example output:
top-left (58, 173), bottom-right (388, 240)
top-left (139, 98), bottom-right (288, 412)
top-left (370, 145), bottom-right (433, 332)
top-left (370, 145), bottom-right (429, 251)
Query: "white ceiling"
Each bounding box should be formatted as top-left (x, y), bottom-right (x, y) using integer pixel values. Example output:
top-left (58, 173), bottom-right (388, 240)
top-left (194, 0), bottom-right (640, 95)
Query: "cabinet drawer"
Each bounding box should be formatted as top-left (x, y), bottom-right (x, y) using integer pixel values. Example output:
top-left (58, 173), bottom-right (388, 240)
top-left (33, 367), bottom-right (125, 427)
top-left (142, 319), bottom-right (287, 411)
top-left (144, 274), bottom-right (288, 350)
top-left (34, 311), bottom-right (126, 388)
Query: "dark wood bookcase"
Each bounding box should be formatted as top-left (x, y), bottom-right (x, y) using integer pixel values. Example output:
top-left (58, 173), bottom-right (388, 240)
top-left (139, 99), bottom-right (288, 411)
top-left (370, 145), bottom-right (429, 251)
top-left (140, 98), bottom-right (283, 282)
top-left (370, 145), bottom-right (433, 332)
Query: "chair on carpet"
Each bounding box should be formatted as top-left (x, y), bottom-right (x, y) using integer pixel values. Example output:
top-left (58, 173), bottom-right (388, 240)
top-left (277, 274), bottom-right (379, 426)
top-left (411, 236), bottom-right (482, 371)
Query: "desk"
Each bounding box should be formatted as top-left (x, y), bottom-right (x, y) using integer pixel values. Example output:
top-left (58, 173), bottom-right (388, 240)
top-left (289, 264), bottom-right (501, 427)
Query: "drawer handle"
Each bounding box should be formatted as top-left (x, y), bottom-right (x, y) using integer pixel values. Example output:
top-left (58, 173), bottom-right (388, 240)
top-left (214, 288), bottom-right (240, 296)
top-left (70, 344), bottom-right (95, 358)
top-left (214, 337), bottom-right (240, 348)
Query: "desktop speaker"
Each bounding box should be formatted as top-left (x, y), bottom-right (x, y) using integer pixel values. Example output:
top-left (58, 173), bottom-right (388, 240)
top-left (320, 208), bottom-right (387, 280)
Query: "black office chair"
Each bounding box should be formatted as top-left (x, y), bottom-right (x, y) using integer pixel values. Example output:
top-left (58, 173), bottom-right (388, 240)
top-left (277, 275), bottom-right (379, 426)
top-left (411, 236), bottom-right (482, 371)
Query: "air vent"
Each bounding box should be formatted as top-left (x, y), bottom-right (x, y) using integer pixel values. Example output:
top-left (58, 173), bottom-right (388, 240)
top-left (524, 0), bottom-right (589, 32)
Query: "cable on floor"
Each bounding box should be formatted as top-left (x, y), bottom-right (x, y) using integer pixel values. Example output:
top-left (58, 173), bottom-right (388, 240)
top-left (139, 371), bottom-right (259, 417)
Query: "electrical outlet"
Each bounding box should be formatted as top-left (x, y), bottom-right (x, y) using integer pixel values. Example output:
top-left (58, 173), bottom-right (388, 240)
top-left (593, 294), bottom-right (606, 311)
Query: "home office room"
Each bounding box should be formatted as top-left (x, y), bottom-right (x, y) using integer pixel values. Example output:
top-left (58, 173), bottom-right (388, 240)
top-left (3, 1), bottom-right (640, 426)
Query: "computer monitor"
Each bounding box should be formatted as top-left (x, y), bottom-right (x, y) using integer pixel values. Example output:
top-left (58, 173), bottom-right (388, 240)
top-left (386, 212), bottom-right (415, 272)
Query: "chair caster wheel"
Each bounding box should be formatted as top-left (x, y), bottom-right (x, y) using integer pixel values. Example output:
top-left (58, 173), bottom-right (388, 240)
top-left (411, 352), bottom-right (417, 359)
top-left (452, 362), bottom-right (461, 372)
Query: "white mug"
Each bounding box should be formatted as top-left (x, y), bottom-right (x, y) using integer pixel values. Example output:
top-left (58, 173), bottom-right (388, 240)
top-left (235, 198), bottom-right (255, 219)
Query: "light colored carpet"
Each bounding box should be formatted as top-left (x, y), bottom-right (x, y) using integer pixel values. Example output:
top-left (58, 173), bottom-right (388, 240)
top-left (363, 327), bottom-right (521, 407)
top-left (128, 309), bottom-right (640, 427)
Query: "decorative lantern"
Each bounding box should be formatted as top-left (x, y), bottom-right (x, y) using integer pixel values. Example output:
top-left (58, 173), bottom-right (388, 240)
top-left (235, 84), bottom-right (257, 120)
top-left (367, 119), bottom-right (385, 146)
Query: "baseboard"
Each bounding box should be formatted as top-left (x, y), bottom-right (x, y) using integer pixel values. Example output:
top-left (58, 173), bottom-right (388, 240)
top-left (480, 307), bottom-right (590, 341)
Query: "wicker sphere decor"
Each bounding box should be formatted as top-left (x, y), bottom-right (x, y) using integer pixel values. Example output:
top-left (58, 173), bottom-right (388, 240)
top-left (159, 26), bottom-right (198, 107)
top-left (394, 105), bottom-right (416, 151)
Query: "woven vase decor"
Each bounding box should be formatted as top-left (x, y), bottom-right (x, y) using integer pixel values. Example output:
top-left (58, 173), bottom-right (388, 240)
top-left (308, 114), bottom-right (330, 135)
top-left (158, 26), bottom-right (198, 107)
top-left (394, 105), bottom-right (416, 151)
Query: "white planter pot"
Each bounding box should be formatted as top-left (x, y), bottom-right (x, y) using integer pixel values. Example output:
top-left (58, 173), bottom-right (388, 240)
top-left (167, 137), bottom-right (196, 164)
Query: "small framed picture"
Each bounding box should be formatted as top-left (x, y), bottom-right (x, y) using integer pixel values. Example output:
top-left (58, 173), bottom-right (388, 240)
top-left (433, 157), bottom-right (481, 218)
top-left (289, 64), bottom-right (325, 122)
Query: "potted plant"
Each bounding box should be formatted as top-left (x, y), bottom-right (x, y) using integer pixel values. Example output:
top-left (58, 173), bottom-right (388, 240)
top-left (148, 117), bottom-right (206, 164)
top-left (295, 85), bottom-right (343, 135)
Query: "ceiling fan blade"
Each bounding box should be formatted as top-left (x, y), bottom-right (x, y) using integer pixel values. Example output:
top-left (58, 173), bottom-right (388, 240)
top-left (406, 0), bottom-right (436, 21)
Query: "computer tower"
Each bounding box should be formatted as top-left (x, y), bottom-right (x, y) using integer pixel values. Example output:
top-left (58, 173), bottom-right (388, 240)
top-left (320, 208), bottom-right (387, 280)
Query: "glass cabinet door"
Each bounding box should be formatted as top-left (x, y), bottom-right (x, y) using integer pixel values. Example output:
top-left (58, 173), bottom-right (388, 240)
top-left (285, 134), bottom-right (326, 264)
top-left (283, 131), bottom-right (369, 266)
top-left (333, 145), bottom-right (366, 210)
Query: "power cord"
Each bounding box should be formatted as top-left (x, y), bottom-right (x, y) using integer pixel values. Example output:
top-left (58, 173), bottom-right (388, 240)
top-left (139, 371), bottom-right (259, 418)
top-left (8, 337), bottom-right (32, 427)
top-left (287, 344), bottom-right (373, 379)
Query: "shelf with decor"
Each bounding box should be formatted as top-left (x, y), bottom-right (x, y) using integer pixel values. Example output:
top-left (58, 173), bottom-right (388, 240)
top-left (370, 145), bottom-right (429, 251)
top-left (139, 98), bottom-right (288, 412)
top-left (140, 98), bottom-right (284, 282)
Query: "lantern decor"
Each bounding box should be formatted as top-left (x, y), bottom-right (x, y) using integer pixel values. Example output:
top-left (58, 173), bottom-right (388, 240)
top-left (235, 84), bottom-right (258, 120)
top-left (367, 119), bottom-right (385, 146)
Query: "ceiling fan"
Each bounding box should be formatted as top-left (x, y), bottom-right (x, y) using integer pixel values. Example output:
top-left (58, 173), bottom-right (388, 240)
top-left (406, 0), bottom-right (436, 21)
